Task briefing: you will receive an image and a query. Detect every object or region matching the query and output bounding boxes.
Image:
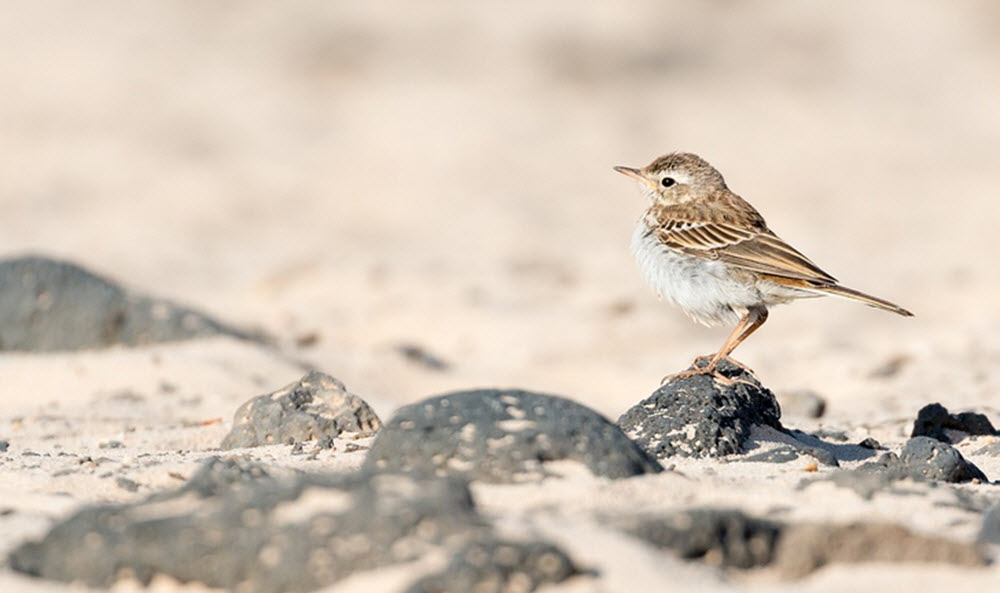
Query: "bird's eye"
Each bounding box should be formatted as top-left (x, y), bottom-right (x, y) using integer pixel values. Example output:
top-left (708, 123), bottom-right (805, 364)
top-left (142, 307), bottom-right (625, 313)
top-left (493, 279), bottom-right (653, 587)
top-left (661, 177), bottom-right (676, 188)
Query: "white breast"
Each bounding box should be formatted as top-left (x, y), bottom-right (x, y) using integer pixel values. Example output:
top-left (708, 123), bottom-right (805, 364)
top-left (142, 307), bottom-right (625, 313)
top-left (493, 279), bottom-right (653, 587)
top-left (630, 221), bottom-right (763, 327)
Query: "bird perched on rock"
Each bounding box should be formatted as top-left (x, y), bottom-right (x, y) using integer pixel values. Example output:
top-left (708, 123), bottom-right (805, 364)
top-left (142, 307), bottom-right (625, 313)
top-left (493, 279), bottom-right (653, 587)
top-left (615, 152), bottom-right (912, 382)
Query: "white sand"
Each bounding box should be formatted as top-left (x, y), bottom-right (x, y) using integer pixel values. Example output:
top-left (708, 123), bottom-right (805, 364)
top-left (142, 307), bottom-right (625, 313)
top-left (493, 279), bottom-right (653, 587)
top-left (2, 1), bottom-right (1000, 591)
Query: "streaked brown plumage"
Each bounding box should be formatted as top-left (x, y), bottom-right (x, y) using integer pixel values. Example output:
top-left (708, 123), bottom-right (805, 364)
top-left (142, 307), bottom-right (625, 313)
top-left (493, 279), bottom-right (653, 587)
top-left (615, 152), bottom-right (911, 380)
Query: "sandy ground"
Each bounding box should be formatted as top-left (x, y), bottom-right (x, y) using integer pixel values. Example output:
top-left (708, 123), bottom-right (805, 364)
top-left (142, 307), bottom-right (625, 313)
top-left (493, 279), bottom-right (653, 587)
top-left (2, 1), bottom-right (1000, 591)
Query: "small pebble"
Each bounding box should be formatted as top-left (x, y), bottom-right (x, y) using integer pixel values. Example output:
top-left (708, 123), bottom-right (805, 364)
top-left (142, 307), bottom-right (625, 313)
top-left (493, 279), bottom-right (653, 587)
top-left (116, 477), bottom-right (140, 492)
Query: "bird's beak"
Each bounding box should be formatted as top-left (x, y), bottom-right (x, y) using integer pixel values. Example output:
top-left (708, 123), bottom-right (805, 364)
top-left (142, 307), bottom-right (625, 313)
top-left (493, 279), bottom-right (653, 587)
top-left (614, 165), bottom-right (656, 189)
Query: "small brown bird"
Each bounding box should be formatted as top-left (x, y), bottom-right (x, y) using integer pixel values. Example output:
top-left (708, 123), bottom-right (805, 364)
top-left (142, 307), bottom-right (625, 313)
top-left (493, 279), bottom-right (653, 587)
top-left (615, 152), bottom-right (912, 381)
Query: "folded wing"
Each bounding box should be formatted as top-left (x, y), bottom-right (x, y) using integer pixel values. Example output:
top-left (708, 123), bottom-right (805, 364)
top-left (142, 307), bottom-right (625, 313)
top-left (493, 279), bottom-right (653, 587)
top-left (655, 220), bottom-right (838, 284)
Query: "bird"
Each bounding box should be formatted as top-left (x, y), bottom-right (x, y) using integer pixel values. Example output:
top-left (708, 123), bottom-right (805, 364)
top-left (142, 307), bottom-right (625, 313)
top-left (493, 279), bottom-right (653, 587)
top-left (614, 152), bottom-right (912, 382)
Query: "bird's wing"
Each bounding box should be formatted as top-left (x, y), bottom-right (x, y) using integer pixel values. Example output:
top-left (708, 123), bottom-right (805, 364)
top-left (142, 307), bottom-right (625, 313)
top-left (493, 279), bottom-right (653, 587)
top-left (654, 220), bottom-right (838, 284)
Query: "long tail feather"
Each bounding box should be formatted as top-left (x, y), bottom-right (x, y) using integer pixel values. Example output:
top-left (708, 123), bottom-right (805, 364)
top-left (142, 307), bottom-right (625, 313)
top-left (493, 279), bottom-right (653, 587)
top-left (812, 284), bottom-right (913, 317)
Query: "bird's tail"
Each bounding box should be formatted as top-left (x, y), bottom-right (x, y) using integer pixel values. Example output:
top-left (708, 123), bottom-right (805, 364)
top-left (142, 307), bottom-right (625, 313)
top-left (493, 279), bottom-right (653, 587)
top-left (811, 284), bottom-right (913, 317)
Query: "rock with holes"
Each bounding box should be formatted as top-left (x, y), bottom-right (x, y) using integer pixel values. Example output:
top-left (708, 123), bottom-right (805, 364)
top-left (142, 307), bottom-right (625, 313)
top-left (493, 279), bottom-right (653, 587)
top-left (618, 359), bottom-right (782, 458)
top-left (404, 539), bottom-right (583, 593)
top-left (818, 437), bottom-right (988, 499)
top-left (0, 255), bottom-right (259, 351)
top-left (8, 457), bottom-right (485, 593)
top-left (898, 436), bottom-right (988, 482)
top-left (364, 389), bottom-right (662, 482)
top-left (221, 371), bottom-right (382, 449)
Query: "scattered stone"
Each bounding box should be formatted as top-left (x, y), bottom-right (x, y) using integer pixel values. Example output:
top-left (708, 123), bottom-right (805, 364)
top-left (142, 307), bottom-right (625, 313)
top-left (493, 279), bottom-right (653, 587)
top-left (116, 477), bottom-right (140, 492)
top-left (775, 522), bottom-right (986, 578)
top-left (777, 390), bottom-right (826, 419)
top-left (395, 342), bottom-right (450, 371)
top-left (294, 331), bottom-right (321, 348)
top-left (899, 436), bottom-right (987, 482)
top-left (0, 440), bottom-right (8, 452)
top-left (366, 389), bottom-right (661, 482)
top-left (816, 438), bottom-right (988, 499)
top-left (868, 354), bottom-right (910, 378)
top-left (99, 440), bottom-right (125, 449)
top-left (9, 457), bottom-right (487, 593)
top-left (0, 255), bottom-right (262, 351)
top-left (616, 509), bottom-right (782, 569)
top-left (404, 539), bottom-right (583, 593)
top-left (618, 359), bottom-right (782, 458)
top-left (221, 371), bottom-right (381, 449)
top-left (616, 510), bottom-right (986, 578)
top-left (911, 403), bottom-right (997, 444)
top-left (857, 437), bottom-right (882, 450)
top-left (979, 502), bottom-right (1000, 544)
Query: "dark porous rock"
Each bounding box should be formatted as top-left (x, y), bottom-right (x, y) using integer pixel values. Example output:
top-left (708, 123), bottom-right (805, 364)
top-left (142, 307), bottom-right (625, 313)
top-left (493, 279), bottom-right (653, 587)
top-left (911, 403), bottom-right (998, 444)
top-left (618, 359), bottom-right (782, 459)
top-left (899, 436), bottom-right (987, 482)
top-left (817, 438), bottom-right (987, 499)
top-left (9, 456), bottom-right (486, 593)
top-left (616, 509), bottom-right (782, 569)
top-left (777, 390), bottom-right (826, 419)
top-left (404, 539), bottom-right (583, 593)
top-left (775, 522), bottom-right (987, 578)
top-left (0, 255), bottom-right (260, 351)
top-left (980, 502), bottom-right (1000, 544)
top-left (365, 389), bottom-right (661, 482)
top-left (221, 371), bottom-right (381, 449)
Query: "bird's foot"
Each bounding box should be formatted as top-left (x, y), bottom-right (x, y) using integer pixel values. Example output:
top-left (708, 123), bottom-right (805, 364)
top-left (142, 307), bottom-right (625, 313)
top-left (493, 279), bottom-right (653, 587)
top-left (660, 355), bottom-right (759, 387)
top-left (693, 355), bottom-right (760, 380)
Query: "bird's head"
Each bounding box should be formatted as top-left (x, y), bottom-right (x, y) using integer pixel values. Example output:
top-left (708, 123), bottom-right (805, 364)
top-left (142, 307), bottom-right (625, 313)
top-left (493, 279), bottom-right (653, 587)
top-left (614, 152), bottom-right (727, 205)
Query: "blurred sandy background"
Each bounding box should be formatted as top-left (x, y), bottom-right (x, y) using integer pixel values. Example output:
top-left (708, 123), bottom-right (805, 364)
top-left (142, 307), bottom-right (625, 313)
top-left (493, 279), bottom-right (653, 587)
top-left (3, 0), bottom-right (1000, 420)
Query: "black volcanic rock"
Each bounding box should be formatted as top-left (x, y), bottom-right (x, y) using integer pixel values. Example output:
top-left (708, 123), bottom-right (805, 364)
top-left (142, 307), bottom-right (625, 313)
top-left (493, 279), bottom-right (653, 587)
top-left (404, 539), bottom-right (583, 593)
top-left (911, 403), bottom-right (997, 444)
top-left (9, 457), bottom-right (486, 593)
top-left (221, 371), bottom-right (381, 449)
top-left (618, 359), bottom-right (782, 458)
top-left (614, 509), bottom-right (985, 577)
top-left (820, 437), bottom-right (988, 499)
top-left (0, 255), bottom-right (260, 351)
top-left (898, 436), bottom-right (988, 482)
top-left (616, 509), bottom-right (782, 569)
top-left (365, 389), bottom-right (662, 482)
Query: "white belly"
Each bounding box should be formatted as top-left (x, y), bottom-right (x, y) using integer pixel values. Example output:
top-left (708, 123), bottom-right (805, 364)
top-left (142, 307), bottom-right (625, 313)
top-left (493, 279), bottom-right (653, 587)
top-left (631, 222), bottom-right (762, 327)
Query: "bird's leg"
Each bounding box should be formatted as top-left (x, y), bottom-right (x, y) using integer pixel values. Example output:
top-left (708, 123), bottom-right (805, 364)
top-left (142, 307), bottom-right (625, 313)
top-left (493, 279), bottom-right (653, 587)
top-left (661, 306), bottom-right (769, 385)
top-left (703, 306), bottom-right (768, 373)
